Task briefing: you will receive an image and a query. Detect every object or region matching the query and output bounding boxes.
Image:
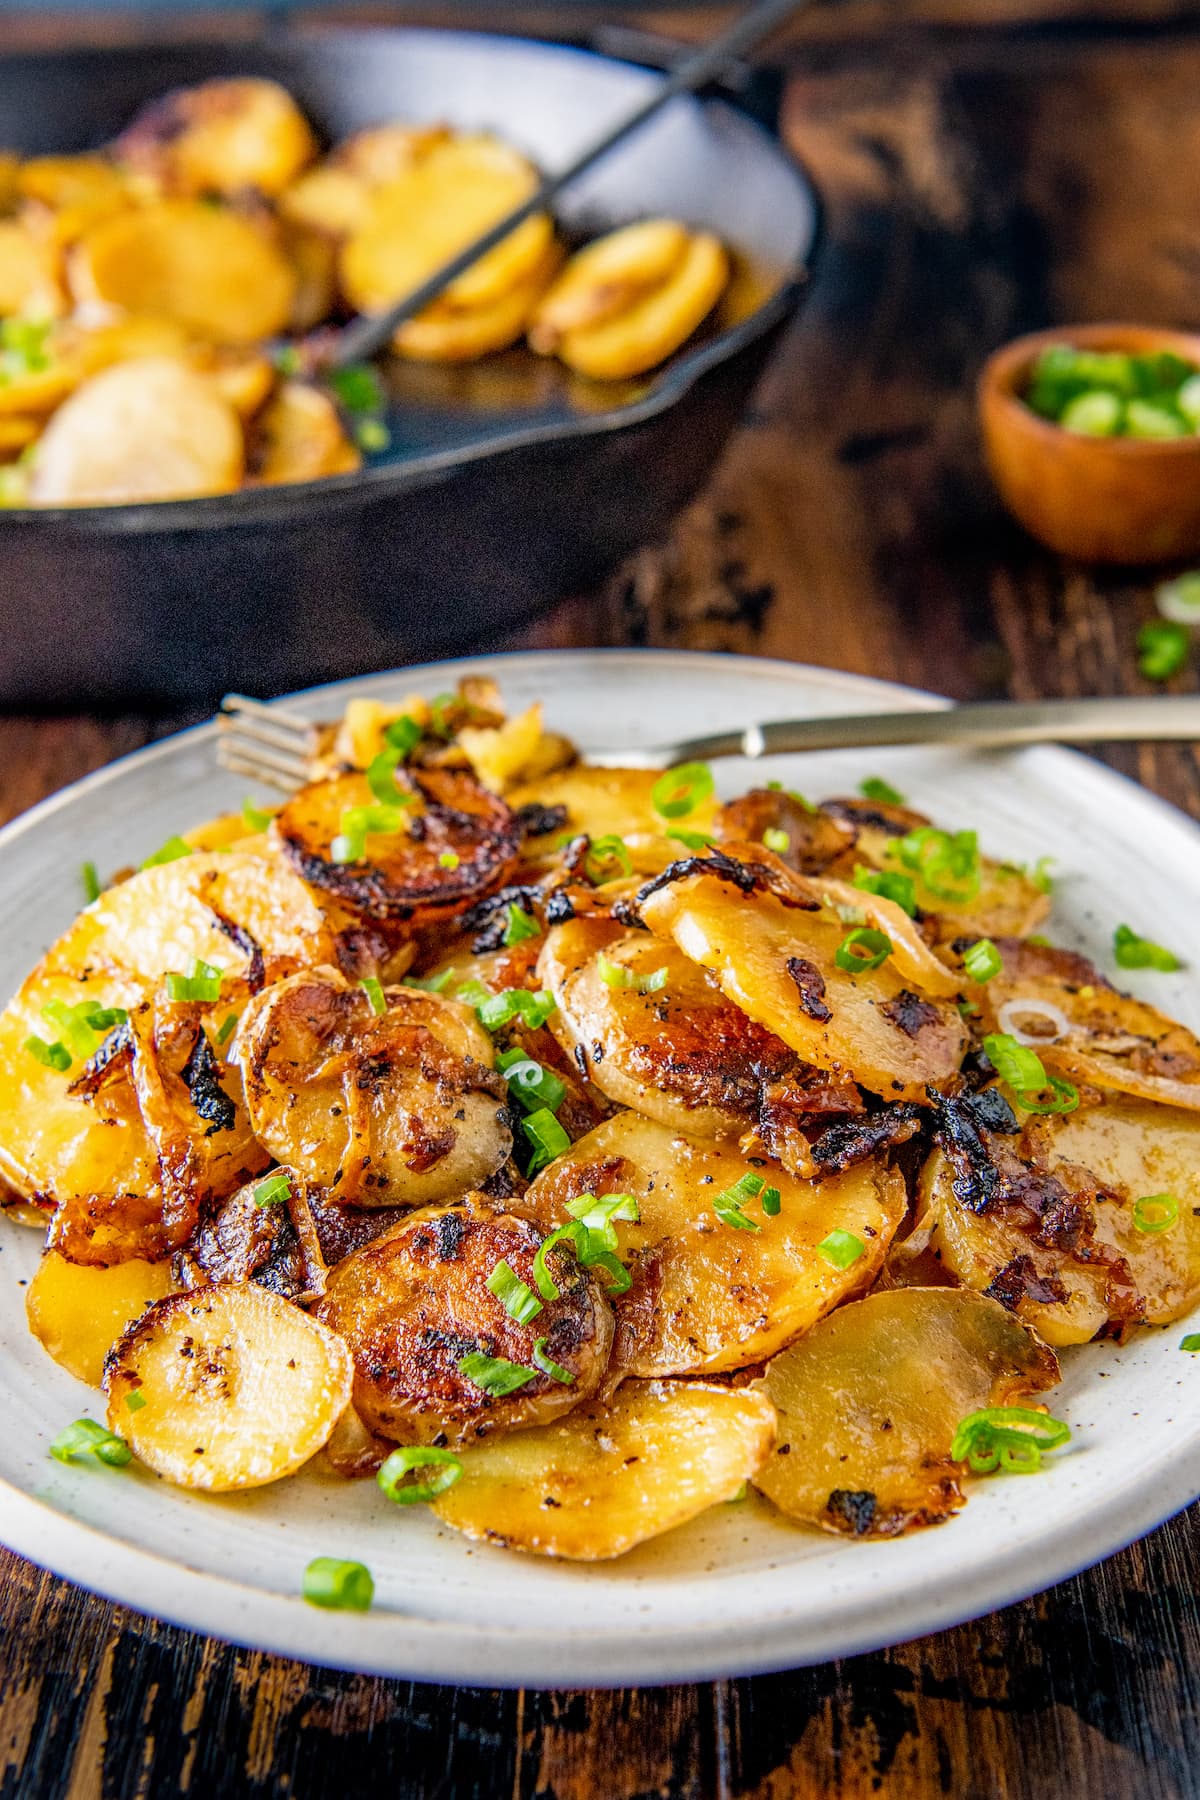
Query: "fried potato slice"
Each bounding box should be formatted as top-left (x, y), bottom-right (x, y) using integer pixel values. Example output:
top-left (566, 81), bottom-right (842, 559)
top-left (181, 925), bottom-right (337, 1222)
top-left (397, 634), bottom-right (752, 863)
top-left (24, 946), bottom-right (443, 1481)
top-left (754, 1288), bottom-right (1059, 1537)
top-left (718, 787), bottom-right (857, 875)
top-left (27, 1249), bottom-right (175, 1386)
top-left (235, 968), bottom-right (511, 1205)
top-left (391, 244), bottom-right (560, 364)
top-left (17, 155), bottom-right (131, 244)
top-left (432, 1378), bottom-right (776, 1559)
top-left (251, 381), bottom-right (361, 487)
top-left (115, 78), bottom-right (317, 199)
top-left (0, 219), bottom-right (64, 317)
top-left (316, 1195), bottom-right (614, 1445)
top-left (529, 219), bottom-right (690, 348)
top-left (0, 415), bottom-right (39, 456)
top-left (507, 764), bottom-right (718, 857)
top-left (280, 163), bottom-right (372, 239)
top-left (542, 230), bottom-right (728, 381)
top-left (522, 1112), bottom-right (906, 1376)
top-left (70, 202), bottom-right (296, 346)
top-left (28, 356), bottom-right (244, 506)
top-left (104, 1284), bottom-right (352, 1490)
top-left (640, 868), bottom-right (967, 1102)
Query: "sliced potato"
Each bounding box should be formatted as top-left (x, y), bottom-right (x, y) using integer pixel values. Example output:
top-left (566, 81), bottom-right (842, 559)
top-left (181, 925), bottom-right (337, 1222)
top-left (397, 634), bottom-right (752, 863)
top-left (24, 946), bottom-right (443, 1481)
top-left (17, 155), bottom-right (131, 244)
top-left (529, 219), bottom-right (690, 348)
top-left (252, 381), bottom-right (361, 487)
top-left (27, 1249), bottom-right (175, 1386)
top-left (522, 1112), bottom-right (906, 1376)
top-left (28, 356), bottom-right (244, 507)
top-left (200, 347), bottom-right (276, 421)
top-left (754, 1288), bottom-right (1060, 1536)
top-left (104, 1284), bottom-right (352, 1490)
top-left (456, 702), bottom-right (573, 795)
top-left (75, 314), bottom-right (195, 376)
top-left (70, 202), bottom-right (296, 346)
top-left (279, 164), bottom-right (372, 239)
top-left (0, 415), bottom-right (40, 456)
top-left (0, 219), bottom-right (64, 317)
top-left (334, 123), bottom-right (449, 186)
top-left (392, 246), bottom-right (560, 365)
top-left (432, 1378), bottom-right (776, 1559)
top-left (116, 78), bottom-right (317, 199)
top-left (316, 1196), bottom-right (613, 1444)
top-left (283, 220), bottom-right (338, 333)
top-left (507, 763), bottom-right (717, 853)
top-left (545, 230), bottom-right (728, 381)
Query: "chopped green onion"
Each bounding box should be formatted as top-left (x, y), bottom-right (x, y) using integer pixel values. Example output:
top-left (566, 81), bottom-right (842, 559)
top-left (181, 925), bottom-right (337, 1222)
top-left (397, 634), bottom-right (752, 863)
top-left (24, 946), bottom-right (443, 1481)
top-left (1181, 1334), bottom-right (1200, 1353)
top-left (982, 1032), bottom-right (1048, 1092)
top-left (766, 780), bottom-right (815, 812)
top-left (651, 761), bottom-right (714, 820)
top-left (817, 1229), bottom-right (865, 1270)
top-left (366, 748), bottom-right (405, 804)
top-left (564, 1193), bottom-right (640, 1241)
top-left (356, 419), bottom-right (391, 454)
top-left (1030, 857), bottom-right (1055, 894)
top-left (497, 1050), bottom-right (566, 1115)
top-left (640, 966), bottom-right (669, 993)
top-left (273, 344), bottom-right (302, 375)
top-left (81, 861), bottom-right (101, 904)
top-left (384, 714), bottom-right (423, 756)
top-left (360, 976), bottom-right (387, 1016)
top-left (1113, 923), bottom-right (1182, 972)
top-left (852, 866), bottom-right (917, 916)
top-left (859, 776), bottom-right (905, 806)
top-left (331, 800), bottom-right (413, 864)
top-left (25, 1035), bottom-right (71, 1073)
top-left (520, 1106), bottom-right (571, 1175)
top-left (428, 692), bottom-right (456, 738)
top-left (254, 1172), bottom-right (292, 1208)
top-left (457, 1351), bottom-right (535, 1396)
top-left (1015, 1075), bottom-right (1079, 1116)
top-left (125, 1390), bottom-right (146, 1413)
top-left (1137, 620), bottom-right (1190, 682)
top-left (165, 959), bottom-right (223, 1004)
top-left (41, 998), bottom-right (127, 1060)
top-left (1134, 1193), bottom-right (1179, 1234)
top-left (438, 851), bottom-right (460, 871)
top-left (762, 827), bottom-right (790, 854)
top-left (377, 1445), bottom-right (463, 1505)
top-left (302, 1557), bottom-right (374, 1611)
top-left (140, 835), bottom-right (192, 870)
top-left (502, 903), bottom-right (540, 946)
top-left (963, 938), bottom-right (1003, 983)
top-left (1156, 570), bottom-right (1200, 624)
top-left (893, 826), bottom-right (981, 904)
top-left (834, 927), bottom-right (892, 973)
top-left (215, 1011), bottom-right (239, 1047)
top-left (1060, 390), bottom-right (1121, 436)
top-left (585, 835), bottom-right (632, 883)
top-left (761, 1186), bottom-right (781, 1216)
top-left (49, 1418), bottom-right (132, 1468)
top-left (533, 1207), bottom-right (635, 1302)
top-left (242, 798), bottom-right (275, 832)
top-left (486, 1258), bottom-right (543, 1325)
top-left (327, 362), bottom-right (386, 414)
top-left (713, 1171), bottom-right (764, 1232)
top-left (403, 969), bottom-right (453, 993)
top-left (666, 828), bottom-right (715, 851)
top-left (463, 985), bottom-right (557, 1032)
top-left (596, 954), bottom-right (668, 994)
top-left (950, 1405), bottom-right (1070, 1475)
top-left (532, 1338), bottom-right (574, 1384)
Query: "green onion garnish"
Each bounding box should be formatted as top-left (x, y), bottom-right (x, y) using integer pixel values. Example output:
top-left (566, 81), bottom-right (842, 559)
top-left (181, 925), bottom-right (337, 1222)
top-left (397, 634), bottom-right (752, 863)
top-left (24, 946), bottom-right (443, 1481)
top-left (713, 1171), bottom-right (765, 1232)
top-left (81, 861), bottom-right (101, 904)
top-left (666, 828), bottom-right (715, 851)
top-left (502, 903), bottom-right (540, 946)
top-left (403, 969), bottom-right (453, 993)
top-left (125, 1390), bottom-right (146, 1413)
top-left (328, 362), bottom-right (386, 415)
top-left (377, 1445), bottom-right (463, 1505)
top-left (1181, 1335), bottom-right (1200, 1353)
top-left (461, 985), bottom-right (557, 1032)
top-left (834, 927), bottom-right (892, 973)
top-left (497, 1049), bottom-right (566, 1115)
top-left (457, 1351), bottom-right (536, 1396)
top-left (356, 419), bottom-right (391, 454)
top-left (817, 1229), bottom-right (865, 1270)
top-left (651, 761), bottom-right (714, 820)
top-left (301, 1557), bottom-right (374, 1611)
top-left (852, 866), bottom-right (917, 916)
top-left (859, 776), bottom-right (905, 806)
top-left (360, 975), bottom-right (387, 1016)
top-left (1113, 923), bottom-right (1182, 972)
top-left (366, 748), bottom-right (405, 805)
top-left (331, 800), bottom-right (412, 864)
top-left (596, 954), bottom-right (668, 994)
top-left (893, 826), bottom-right (981, 904)
top-left (766, 780), bottom-right (815, 812)
top-left (1137, 619), bottom-right (1190, 683)
top-left (950, 1406), bottom-right (1070, 1475)
top-left (384, 714), bottom-right (423, 756)
top-left (761, 1185), bottom-right (781, 1216)
top-left (254, 1172), bottom-right (292, 1209)
top-left (585, 835), bottom-right (632, 883)
top-left (140, 835), bottom-right (192, 870)
top-left (428, 692), bottom-right (456, 738)
top-left (533, 1197), bottom-right (639, 1300)
top-left (1156, 571), bottom-right (1200, 623)
top-left (564, 1192), bottom-right (640, 1237)
top-left (215, 1011), bottom-right (239, 1046)
top-left (273, 344), bottom-right (302, 375)
top-left (1014, 1074), bottom-right (1079, 1116)
top-left (165, 959), bottom-right (223, 1004)
top-left (438, 851), bottom-right (460, 871)
top-left (981, 1032), bottom-right (1079, 1115)
top-left (486, 1258), bottom-right (543, 1325)
top-left (25, 1035), bottom-right (71, 1073)
top-left (40, 998), bottom-right (127, 1059)
top-left (1133, 1193), bottom-right (1179, 1234)
top-left (49, 1418), bottom-right (132, 1468)
top-left (762, 827), bottom-right (790, 854)
top-left (520, 1106), bottom-right (571, 1175)
top-left (963, 938), bottom-right (1003, 983)
top-left (532, 1338), bottom-right (574, 1384)
top-left (242, 798), bottom-right (275, 832)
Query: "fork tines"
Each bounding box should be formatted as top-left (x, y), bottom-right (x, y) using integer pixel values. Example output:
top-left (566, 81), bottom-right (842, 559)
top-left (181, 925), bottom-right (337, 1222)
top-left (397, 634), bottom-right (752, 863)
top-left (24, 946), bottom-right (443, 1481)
top-left (217, 693), bottom-right (317, 794)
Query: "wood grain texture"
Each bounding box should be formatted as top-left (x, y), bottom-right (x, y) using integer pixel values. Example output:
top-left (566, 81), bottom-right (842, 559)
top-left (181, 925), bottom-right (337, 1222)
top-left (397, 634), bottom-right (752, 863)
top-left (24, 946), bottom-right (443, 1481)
top-left (3, 14), bottom-right (1200, 1799)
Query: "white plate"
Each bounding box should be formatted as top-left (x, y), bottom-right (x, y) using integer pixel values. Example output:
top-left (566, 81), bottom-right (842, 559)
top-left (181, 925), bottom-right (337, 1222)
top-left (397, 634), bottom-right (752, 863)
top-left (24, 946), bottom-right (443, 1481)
top-left (1, 648), bottom-right (1198, 1689)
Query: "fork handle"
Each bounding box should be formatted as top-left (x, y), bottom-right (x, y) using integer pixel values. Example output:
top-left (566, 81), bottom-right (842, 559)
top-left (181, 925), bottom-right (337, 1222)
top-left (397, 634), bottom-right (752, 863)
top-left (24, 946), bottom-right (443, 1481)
top-left (607, 693), bottom-right (1200, 764)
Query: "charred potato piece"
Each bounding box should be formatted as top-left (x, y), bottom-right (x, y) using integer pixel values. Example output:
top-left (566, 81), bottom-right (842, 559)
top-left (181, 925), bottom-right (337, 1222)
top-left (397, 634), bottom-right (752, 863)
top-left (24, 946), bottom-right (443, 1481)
top-left (104, 1284), bottom-right (353, 1490)
top-left (28, 356), bottom-right (244, 506)
top-left (754, 1288), bottom-right (1060, 1537)
top-left (115, 78), bottom-right (317, 198)
top-left (316, 1197), bottom-right (614, 1445)
top-left (432, 1378), bottom-right (776, 1560)
top-left (235, 968), bottom-right (510, 1206)
top-left (27, 1249), bottom-right (175, 1386)
top-left (275, 766), bottom-right (522, 925)
top-left (522, 1112), bottom-right (906, 1376)
top-left (70, 202), bottom-right (296, 346)
top-left (251, 381), bottom-right (361, 487)
top-left (717, 787), bottom-right (856, 874)
top-left (536, 229), bottom-right (728, 381)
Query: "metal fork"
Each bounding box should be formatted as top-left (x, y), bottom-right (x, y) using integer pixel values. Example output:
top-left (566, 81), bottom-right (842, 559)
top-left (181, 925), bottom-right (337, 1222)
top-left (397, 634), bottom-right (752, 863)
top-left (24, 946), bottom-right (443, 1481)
top-left (217, 691), bottom-right (1200, 793)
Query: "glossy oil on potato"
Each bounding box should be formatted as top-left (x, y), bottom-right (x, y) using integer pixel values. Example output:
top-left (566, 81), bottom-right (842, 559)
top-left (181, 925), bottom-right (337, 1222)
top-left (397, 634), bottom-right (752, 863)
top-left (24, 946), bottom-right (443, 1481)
top-left (754, 1288), bottom-right (1059, 1536)
top-left (432, 1379), bottom-right (777, 1559)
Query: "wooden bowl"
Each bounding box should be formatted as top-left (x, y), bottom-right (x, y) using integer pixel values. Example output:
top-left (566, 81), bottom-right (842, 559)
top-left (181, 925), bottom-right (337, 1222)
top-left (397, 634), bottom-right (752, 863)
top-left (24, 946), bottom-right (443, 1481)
top-left (979, 323), bottom-right (1200, 563)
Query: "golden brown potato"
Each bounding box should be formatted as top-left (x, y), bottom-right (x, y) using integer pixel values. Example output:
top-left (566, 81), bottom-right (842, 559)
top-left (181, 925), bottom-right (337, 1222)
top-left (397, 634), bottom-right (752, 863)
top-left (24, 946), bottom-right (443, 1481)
top-left (26, 1249), bottom-right (176, 1386)
top-left (28, 356), bottom-right (244, 506)
top-left (316, 1196), bottom-right (614, 1445)
top-left (199, 347), bottom-right (276, 421)
top-left (282, 220), bottom-right (338, 332)
top-left (754, 1288), bottom-right (1060, 1536)
top-left (0, 415), bottom-right (40, 457)
top-left (538, 229), bottom-right (728, 381)
top-left (115, 78), bottom-right (318, 198)
top-left (529, 219), bottom-right (690, 348)
top-left (251, 381), bottom-right (361, 487)
top-left (74, 314), bottom-right (195, 376)
top-left (392, 244), bottom-right (560, 364)
top-left (104, 1284), bottom-right (353, 1489)
top-left (235, 968), bottom-right (511, 1205)
top-left (70, 202), bottom-right (297, 346)
top-left (17, 155), bottom-right (131, 244)
top-left (507, 763), bottom-right (718, 858)
top-left (717, 787), bottom-right (857, 875)
top-left (454, 702), bottom-right (574, 796)
top-left (0, 220), bottom-right (64, 317)
top-left (522, 1112), bottom-right (906, 1376)
top-left (334, 123), bottom-right (449, 186)
top-left (279, 126), bottom-right (448, 240)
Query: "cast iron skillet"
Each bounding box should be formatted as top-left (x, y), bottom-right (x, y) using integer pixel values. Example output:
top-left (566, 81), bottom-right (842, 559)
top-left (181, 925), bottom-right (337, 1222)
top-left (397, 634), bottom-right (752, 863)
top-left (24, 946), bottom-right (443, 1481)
top-left (0, 28), bottom-right (819, 706)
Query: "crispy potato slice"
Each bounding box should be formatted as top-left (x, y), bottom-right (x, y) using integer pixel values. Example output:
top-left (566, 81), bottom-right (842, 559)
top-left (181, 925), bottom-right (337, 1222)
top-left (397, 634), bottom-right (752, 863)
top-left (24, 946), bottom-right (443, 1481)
top-left (507, 763), bottom-right (717, 855)
top-left (640, 868), bottom-right (967, 1102)
top-left (392, 245), bottom-right (560, 364)
top-left (235, 968), bottom-right (511, 1205)
top-left (754, 1288), bottom-right (1059, 1537)
top-left (115, 78), bottom-right (317, 198)
top-left (70, 202), bottom-right (296, 346)
top-left (335, 123), bottom-right (449, 186)
top-left (27, 1249), bottom-right (175, 1386)
top-left (545, 230), bottom-right (728, 381)
top-left (0, 220), bottom-right (64, 317)
top-left (28, 356), bottom-right (244, 506)
top-left (316, 1196), bottom-right (614, 1445)
top-left (251, 381), bottom-right (361, 487)
top-left (431, 1379), bottom-right (776, 1559)
top-left (529, 220), bottom-right (690, 348)
top-left (522, 1112), bottom-right (906, 1376)
top-left (104, 1284), bottom-right (352, 1490)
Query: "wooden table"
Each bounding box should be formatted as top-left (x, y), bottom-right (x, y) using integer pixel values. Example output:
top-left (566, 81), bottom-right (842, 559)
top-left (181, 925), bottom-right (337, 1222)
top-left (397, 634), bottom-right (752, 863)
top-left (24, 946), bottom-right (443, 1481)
top-left (4, 11), bottom-right (1200, 1797)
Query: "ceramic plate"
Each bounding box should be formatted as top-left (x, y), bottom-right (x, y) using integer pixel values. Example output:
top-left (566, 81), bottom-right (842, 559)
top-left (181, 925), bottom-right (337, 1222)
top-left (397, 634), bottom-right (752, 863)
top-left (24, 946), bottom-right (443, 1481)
top-left (1, 649), bottom-right (1198, 1688)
